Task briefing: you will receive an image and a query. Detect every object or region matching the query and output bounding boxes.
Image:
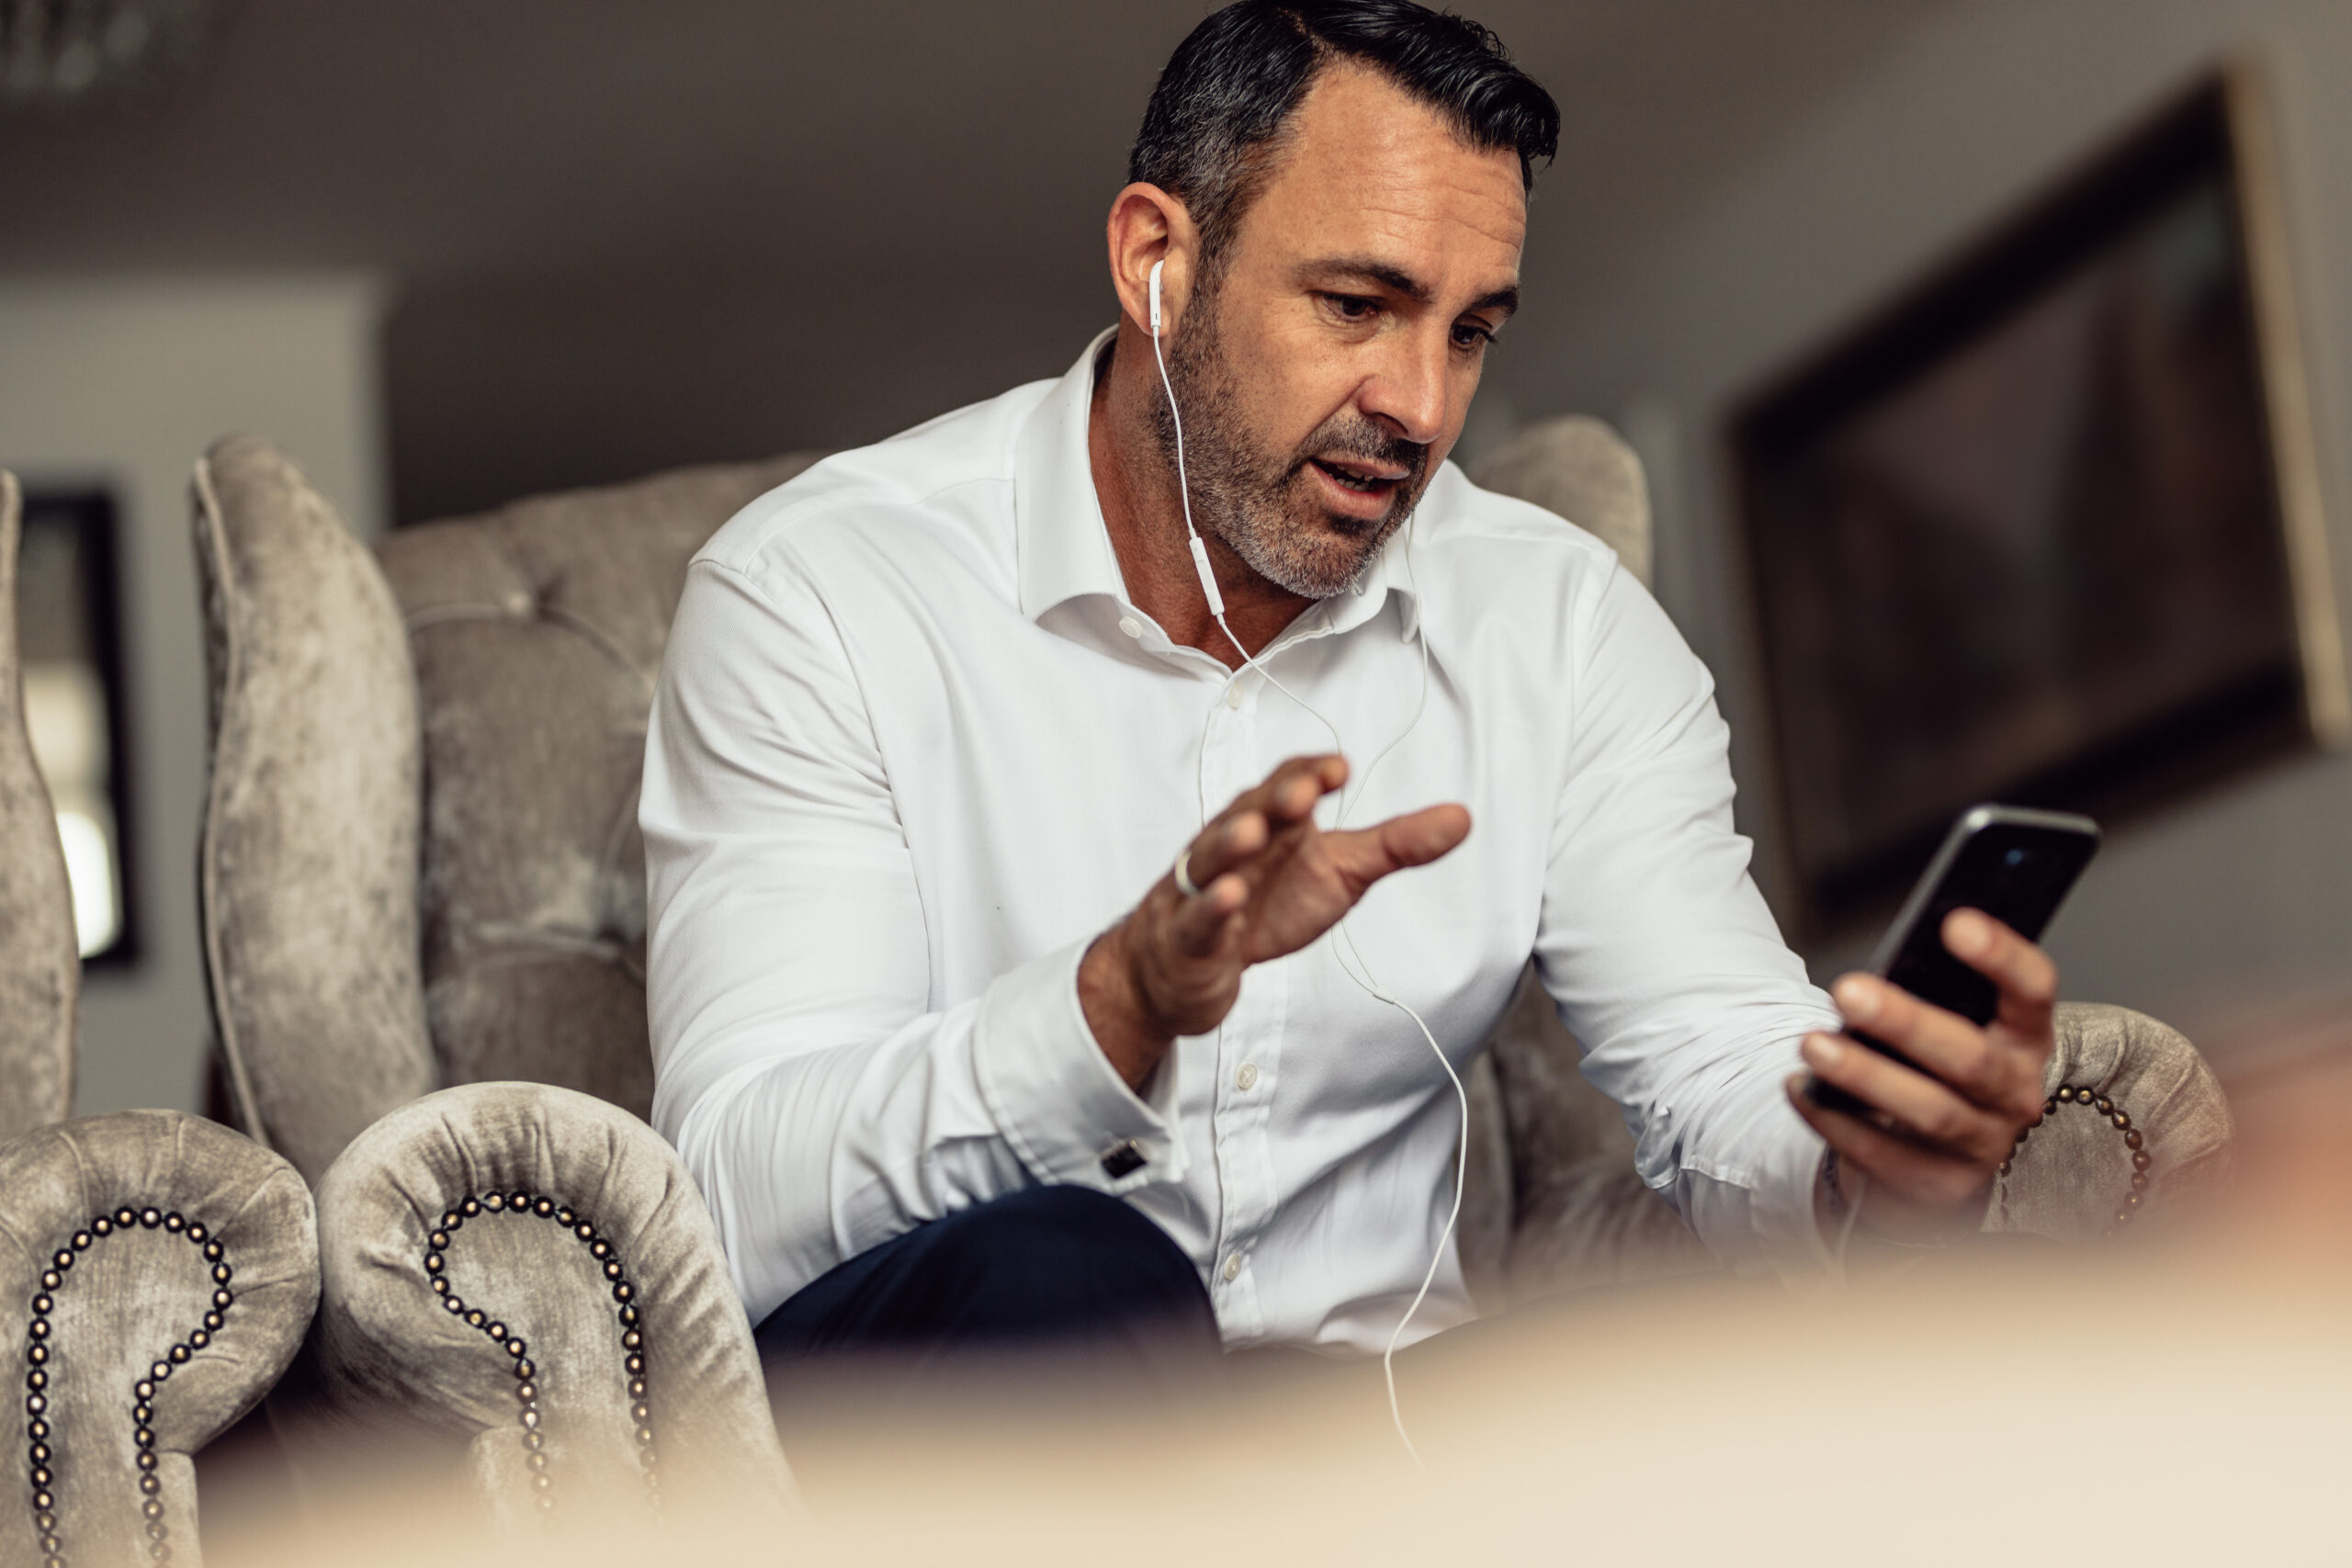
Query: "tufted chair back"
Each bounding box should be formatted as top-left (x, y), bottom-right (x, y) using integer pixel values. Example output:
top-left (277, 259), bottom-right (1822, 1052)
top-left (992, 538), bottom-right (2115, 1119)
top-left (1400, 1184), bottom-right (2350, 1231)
top-left (196, 438), bottom-right (820, 1183)
top-left (377, 456), bottom-right (822, 1125)
top-left (0, 470), bottom-right (79, 1139)
top-left (1468, 415), bottom-right (1654, 588)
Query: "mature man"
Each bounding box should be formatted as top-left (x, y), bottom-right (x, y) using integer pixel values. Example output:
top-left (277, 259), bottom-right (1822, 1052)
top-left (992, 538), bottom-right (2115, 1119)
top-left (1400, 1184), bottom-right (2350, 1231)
top-left (644, 0), bottom-right (2059, 1373)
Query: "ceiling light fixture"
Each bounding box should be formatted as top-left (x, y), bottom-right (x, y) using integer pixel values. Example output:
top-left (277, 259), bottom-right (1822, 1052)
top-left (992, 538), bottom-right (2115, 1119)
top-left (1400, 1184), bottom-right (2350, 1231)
top-left (0, 0), bottom-right (220, 109)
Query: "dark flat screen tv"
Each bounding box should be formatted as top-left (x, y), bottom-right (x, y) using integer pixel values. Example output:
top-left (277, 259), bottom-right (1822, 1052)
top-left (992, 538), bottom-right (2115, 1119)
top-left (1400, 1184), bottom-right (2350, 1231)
top-left (1730, 65), bottom-right (2346, 938)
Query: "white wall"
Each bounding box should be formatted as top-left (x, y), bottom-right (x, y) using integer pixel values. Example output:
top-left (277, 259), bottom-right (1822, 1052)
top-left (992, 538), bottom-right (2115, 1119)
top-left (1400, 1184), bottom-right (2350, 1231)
top-left (0, 276), bottom-right (387, 1115)
top-left (1490, 0), bottom-right (2352, 1062)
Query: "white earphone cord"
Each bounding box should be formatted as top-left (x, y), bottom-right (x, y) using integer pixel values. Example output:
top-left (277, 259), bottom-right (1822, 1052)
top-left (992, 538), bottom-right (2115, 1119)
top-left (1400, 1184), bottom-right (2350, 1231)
top-left (1149, 267), bottom-right (1462, 1472)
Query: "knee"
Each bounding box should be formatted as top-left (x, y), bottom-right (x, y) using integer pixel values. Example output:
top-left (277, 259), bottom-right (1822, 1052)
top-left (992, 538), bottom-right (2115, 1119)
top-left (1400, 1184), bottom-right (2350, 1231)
top-left (928, 1185), bottom-right (1205, 1326)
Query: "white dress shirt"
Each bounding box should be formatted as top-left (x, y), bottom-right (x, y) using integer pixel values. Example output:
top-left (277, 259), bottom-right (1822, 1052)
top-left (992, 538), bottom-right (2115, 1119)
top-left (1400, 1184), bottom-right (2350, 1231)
top-left (644, 330), bottom-right (1841, 1351)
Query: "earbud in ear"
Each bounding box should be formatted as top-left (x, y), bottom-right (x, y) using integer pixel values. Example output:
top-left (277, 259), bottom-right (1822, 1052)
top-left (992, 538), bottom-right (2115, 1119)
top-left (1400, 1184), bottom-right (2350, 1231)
top-left (1148, 259), bottom-right (1164, 336)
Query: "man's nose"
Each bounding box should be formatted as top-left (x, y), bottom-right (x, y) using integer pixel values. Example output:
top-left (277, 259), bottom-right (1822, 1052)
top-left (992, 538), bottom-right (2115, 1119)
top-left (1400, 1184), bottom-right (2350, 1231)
top-left (1357, 327), bottom-right (1453, 447)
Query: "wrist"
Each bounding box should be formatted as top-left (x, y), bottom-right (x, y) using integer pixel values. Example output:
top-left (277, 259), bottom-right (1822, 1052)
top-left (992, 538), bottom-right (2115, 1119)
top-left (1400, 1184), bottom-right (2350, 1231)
top-left (1080, 919), bottom-right (1174, 1090)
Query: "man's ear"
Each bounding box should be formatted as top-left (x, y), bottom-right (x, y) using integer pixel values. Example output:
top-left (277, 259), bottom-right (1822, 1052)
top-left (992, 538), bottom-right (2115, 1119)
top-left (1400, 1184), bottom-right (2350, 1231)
top-left (1106, 183), bottom-right (1199, 338)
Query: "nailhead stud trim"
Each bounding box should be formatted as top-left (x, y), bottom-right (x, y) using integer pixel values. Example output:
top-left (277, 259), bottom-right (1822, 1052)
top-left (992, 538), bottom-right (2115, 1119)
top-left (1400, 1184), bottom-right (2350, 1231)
top-left (423, 1192), bottom-right (658, 1520)
top-left (21, 1209), bottom-right (232, 1566)
top-left (1998, 1083), bottom-right (2153, 1235)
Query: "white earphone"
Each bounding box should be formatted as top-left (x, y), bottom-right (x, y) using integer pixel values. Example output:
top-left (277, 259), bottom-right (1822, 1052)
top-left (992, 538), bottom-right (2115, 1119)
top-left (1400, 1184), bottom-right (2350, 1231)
top-left (1151, 258), bottom-right (1230, 622)
top-left (1147, 253), bottom-right (1464, 1470)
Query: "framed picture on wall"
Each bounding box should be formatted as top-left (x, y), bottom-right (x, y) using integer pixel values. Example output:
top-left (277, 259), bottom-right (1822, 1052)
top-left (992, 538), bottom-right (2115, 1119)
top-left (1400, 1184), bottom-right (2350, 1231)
top-left (1729, 63), bottom-right (2346, 940)
top-left (15, 486), bottom-right (141, 967)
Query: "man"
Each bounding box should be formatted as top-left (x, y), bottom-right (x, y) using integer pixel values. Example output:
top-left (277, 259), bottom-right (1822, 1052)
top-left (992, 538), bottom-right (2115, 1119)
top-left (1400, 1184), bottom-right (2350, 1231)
top-left (643, 0), bottom-right (2059, 1373)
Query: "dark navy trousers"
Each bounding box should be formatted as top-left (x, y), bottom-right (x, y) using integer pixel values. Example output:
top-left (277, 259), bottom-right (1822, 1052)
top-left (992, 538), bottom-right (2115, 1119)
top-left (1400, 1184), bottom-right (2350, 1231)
top-left (753, 1185), bottom-right (1219, 1378)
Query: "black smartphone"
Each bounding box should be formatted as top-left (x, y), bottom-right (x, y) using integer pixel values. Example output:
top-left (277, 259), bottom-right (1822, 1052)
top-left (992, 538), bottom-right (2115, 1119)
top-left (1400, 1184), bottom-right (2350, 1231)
top-left (1806, 804), bottom-right (2100, 1117)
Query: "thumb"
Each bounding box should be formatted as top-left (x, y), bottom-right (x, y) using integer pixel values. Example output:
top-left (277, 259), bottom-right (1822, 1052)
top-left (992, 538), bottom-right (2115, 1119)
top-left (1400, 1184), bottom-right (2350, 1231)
top-left (1340, 803), bottom-right (1471, 884)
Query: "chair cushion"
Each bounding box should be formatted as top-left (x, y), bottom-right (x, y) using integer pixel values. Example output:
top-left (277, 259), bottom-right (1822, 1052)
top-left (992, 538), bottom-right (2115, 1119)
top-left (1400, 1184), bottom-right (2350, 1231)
top-left (377, 455), bottom-right (820, 1120)
top-left (195, 437), bottom-right (435, 1183)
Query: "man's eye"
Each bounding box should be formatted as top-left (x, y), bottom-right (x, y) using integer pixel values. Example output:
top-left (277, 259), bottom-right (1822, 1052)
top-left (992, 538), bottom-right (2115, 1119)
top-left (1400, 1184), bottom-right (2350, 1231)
top-left (1453, 322), bottom-right (1497, 350)
top-left (1327, 294), bottom-right (1380, 321)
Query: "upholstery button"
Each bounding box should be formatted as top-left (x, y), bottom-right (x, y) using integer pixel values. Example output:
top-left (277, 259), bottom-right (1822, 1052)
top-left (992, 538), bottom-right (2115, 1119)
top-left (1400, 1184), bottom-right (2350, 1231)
top-left (1118, 615), bottom-right (1143, 638)
top-left (1221, 1254), bottom-right (1242, 1282)
top-left (1236, 1064), bottom-right (1259, 1091)
top-left (503, 590), bottom-right (533, 617)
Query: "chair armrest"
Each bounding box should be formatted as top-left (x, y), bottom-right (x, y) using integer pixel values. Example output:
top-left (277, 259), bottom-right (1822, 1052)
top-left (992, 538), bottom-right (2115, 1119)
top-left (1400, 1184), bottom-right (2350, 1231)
top-left (1, 1110), bottom-right (316, 1568)
top-left (1989, 1001), bottom-right (2233, 1242)
top-left (307, 1082), bottom-right (793, 1530)
top-left (1497, 1003), bottom-right (2230, 1303)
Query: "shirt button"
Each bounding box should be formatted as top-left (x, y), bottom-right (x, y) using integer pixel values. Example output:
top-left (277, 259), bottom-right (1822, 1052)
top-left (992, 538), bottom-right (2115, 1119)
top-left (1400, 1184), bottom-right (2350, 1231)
top-left (1225, 683), bottom-right (1246, 709)
top-left (1221, 1254), bottom-right (1243, 1283)
top-left (1117, 615), bottom-right (1144, 638)
top-left (1235, 1063), bottom-right (1259, 1091)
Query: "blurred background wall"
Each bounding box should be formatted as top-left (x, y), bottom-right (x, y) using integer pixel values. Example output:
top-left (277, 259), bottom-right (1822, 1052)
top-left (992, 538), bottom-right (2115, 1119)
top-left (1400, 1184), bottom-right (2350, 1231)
top-left (1, 0), bottom-right (2346, 1111)
top-left (1498, 0), bottom-right (2352, 1061)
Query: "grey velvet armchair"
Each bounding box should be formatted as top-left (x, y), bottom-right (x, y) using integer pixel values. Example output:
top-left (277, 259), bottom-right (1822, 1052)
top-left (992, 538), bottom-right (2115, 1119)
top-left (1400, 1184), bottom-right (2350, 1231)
top-left (186, 419), bottom-right (2233, 1483)
top-left (3, 472), bottom-right (320, 1568)
top-left (191, 440), bottom-right (797, 1528)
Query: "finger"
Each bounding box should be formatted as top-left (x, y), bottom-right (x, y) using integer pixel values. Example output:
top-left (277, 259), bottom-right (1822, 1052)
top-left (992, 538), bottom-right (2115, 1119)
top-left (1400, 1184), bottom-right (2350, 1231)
top-left (1182, 809), bottom-right (1269, 889)
top-left (1327, 803), bottom-right (1472, 886)
top-left (1240, 753), bottom-right (1348, 827)
top-left (1942, 908), bottom-right (2058, 1044)
top-left (1831, 973), bottom-right (2041, 1122)
top-left (1181, 757), bottom-right (1340, 893)
top-left (1798, 1032), bottom-right (2014, 1165)
top-left (1785, 1076), bottom-right (1995, 1212)
top-left (1169, 872), bottom-right (1247, 956)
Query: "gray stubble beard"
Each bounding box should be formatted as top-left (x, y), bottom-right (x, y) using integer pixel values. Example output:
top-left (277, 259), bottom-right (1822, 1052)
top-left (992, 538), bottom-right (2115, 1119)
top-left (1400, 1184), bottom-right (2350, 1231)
top-left (1151, 280), bottom-right (1430, 601)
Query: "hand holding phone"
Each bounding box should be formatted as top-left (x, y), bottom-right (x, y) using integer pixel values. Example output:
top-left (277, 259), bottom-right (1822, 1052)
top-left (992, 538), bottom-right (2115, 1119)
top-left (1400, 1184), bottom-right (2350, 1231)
top-left (1791, 805), bottom-right (2097, 1229)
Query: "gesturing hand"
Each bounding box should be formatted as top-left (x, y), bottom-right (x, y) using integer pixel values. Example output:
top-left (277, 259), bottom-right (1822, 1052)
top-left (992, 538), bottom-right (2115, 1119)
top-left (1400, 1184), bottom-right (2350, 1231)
top-left (1081, 754), bottom-right (1472, 1090)
top-left (1786, 909), bottom-right (2059, 1242)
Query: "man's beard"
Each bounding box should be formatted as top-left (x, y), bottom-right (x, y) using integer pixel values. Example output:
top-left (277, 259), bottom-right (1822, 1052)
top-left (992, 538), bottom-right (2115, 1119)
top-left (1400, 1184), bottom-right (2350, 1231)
top-left (1151, 282), bottom-right (1430, 600)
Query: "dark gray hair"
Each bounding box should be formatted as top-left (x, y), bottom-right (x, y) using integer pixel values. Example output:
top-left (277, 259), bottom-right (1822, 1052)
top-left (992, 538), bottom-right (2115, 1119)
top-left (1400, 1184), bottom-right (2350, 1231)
top-left (1127, 1), bottom-right (1560, 269)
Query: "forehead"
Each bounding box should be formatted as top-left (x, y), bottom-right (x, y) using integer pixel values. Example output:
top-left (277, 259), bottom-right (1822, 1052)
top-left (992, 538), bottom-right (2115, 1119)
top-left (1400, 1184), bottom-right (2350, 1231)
top-left (1238, 63), bottom-right (1528, 277)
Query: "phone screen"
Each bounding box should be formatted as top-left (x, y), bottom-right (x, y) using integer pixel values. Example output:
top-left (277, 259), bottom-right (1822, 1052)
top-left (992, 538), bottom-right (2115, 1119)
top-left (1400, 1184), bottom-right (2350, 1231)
top-left (1870, 813), bottom-right (2098, 1031)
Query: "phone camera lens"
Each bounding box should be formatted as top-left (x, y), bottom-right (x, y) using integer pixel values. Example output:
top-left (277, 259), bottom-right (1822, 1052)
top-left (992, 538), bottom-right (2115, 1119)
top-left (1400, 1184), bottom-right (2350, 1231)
top-left (2003, 848), bottom-right (2030, 868)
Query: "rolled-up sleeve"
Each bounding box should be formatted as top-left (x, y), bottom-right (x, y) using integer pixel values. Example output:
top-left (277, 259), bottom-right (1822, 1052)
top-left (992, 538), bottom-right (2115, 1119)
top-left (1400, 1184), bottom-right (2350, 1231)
top-left (644, 555), bottom-right (1178, 1325)
top-left (1535, 562), bottom-right (1840, 1275)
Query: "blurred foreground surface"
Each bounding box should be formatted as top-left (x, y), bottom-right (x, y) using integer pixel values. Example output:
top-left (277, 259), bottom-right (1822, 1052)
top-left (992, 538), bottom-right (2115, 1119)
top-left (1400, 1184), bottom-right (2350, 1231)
top-left (204, 1049), bottom-right (2352, 1566)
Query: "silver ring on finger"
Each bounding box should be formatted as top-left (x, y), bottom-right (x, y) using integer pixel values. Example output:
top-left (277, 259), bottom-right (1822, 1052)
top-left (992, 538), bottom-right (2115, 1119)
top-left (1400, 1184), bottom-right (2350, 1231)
top-left (1173, 848), bottom-right (1202, 899)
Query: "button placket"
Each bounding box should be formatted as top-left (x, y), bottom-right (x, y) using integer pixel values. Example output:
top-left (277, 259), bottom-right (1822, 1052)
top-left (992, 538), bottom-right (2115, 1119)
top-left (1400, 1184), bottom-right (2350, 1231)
top-left (1227, 952), bottom-right (1286, 1346)
top-left (1205, 944), bottom-right (1284, 1348)
top-left (1203, 688), bottom-right (1275, 1334)
top-left (1205, 992), bottom-right (1257, 1304)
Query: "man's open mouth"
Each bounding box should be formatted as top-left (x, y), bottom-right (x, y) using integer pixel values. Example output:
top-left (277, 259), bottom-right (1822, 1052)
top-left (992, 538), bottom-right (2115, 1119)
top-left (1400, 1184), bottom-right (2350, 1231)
top-left (1308, 457), bottom-right (1409, 495)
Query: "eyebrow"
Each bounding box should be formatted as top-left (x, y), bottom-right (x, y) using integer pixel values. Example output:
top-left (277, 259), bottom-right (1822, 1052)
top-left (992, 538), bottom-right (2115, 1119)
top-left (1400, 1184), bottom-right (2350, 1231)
top-left (1299, 256), bottom-right (1521, 321)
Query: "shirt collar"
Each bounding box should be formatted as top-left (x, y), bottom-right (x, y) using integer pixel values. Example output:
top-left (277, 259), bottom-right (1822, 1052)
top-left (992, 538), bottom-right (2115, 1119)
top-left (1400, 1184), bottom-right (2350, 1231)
top-left (1014, 327), bottom-right (1127, 623)
top-left (1013, 326), bottom-right (1421, 642)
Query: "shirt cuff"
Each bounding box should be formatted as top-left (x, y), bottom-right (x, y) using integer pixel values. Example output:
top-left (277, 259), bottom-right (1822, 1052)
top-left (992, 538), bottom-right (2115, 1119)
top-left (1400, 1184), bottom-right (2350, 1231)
top-left (970, 938), bottom-right (1187, 1194)
top-left (1752, 1121), bottom-right (1840, 1280)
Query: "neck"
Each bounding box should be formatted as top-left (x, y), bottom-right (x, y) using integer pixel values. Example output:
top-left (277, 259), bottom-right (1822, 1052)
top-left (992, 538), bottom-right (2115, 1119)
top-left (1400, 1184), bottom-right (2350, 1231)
top-left (1088, 319), bottom-right (1311, 670)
